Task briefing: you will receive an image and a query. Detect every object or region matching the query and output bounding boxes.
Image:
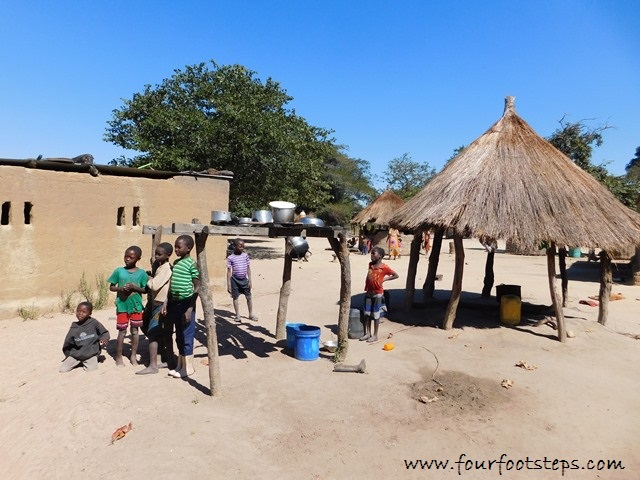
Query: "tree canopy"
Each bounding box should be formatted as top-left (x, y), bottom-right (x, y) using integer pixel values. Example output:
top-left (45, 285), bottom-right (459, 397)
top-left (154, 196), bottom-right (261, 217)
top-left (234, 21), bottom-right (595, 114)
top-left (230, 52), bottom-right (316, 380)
top-left (547, 119), bottom-right (639, 209)
top-left (380, 153), bottom-right (436, 200)
top-left (104, 61), bottom-right (335, 214)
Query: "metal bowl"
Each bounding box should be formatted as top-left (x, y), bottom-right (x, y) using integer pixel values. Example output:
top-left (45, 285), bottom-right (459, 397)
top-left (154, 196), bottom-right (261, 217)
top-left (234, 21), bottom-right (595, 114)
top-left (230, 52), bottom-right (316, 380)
top-left (299, 217), bottom-right (325, 227)
top-left (323, 340), bottom-right (338, 353)
top-left (237, 217), bottom-right (253, 225)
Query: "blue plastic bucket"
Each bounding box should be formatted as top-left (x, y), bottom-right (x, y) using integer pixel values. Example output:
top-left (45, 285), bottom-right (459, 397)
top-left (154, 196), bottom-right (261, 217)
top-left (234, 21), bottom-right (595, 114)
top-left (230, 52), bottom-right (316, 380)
top-left (569, 247), bottom-right (582, 258)
top-left (294, 325), bottom-right (321, 361)
top-left (286, 323), bottom-right (305, 350)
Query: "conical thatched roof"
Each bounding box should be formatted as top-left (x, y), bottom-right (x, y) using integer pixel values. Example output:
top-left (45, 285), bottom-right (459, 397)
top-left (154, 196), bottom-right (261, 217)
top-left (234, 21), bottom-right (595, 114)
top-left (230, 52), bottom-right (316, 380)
top-left (351, 189), bottom-right (405, 227)
top-left (390, 97), bottom-right (640, 251)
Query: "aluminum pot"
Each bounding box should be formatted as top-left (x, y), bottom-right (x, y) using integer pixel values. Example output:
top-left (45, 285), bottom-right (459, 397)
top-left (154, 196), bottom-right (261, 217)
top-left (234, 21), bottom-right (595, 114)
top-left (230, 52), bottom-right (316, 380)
top-left (269, 201), bottom-right (296, 223)
top-left (289, 236), bottom-right (309, 258)
top-left (252, 209), bottom-right (273, 223)
top-left (211, 210), bottom-right (232, 223)
top-left (237, 217), bottom-right (253, 225)
top-left (299, 217), bottom-right (325, 227)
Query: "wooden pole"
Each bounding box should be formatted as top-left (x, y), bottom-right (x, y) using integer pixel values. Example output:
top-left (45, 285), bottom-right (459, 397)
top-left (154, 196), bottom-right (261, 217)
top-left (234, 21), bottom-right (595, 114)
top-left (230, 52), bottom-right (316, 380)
top-left (443, 234), bottom-right (464, 330)
top-left (597, 251), bottom-right (612, 326)
top-left (481, 246), bottom-right (495, 298)
top-left (546, 243), bottom-right (566, 342)
top-left (403, 232), bottom-right (422, 311)
top-left (195, 226), bottom-right (222, 397)
top-left (423, 227), bottom-right (444, 300)
top-left (328, 231), bottom-right (351, 362)
top-left (150, 226), bottom-right (163, 267)
top-left (275, 238), bottom-right (293, 341)
top-left (558, 247), bottom-right (568, 307)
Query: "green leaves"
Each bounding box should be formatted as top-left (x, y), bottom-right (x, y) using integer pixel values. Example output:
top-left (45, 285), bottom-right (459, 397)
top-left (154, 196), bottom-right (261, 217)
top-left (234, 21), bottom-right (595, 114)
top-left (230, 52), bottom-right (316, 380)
top-left (104, 60), bottom-right (335, 214)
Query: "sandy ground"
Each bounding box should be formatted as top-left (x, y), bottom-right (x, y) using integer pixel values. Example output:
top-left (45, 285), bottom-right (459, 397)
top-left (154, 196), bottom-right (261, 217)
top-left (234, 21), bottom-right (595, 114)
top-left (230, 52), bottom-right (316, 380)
top-left (1, 237), bottom-right (639, 480)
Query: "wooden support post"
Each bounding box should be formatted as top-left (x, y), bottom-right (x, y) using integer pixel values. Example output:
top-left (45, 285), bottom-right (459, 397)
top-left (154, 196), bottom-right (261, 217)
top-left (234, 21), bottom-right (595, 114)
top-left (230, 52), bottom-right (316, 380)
top-left (423, 227), bottom-right (444, 300)
top-left (481, 247), bottom-right (495, 298)
top-left (275, 238), bottom-right (293, 341)
top-left (558, 247), bottom-right (568, 307)
top-left (328, 232), bottom-right (351, 362)
top-left (404, 232), bottom-right (422, 311)
top-left (150, 226), bottom-right (163, 267)
top-left (546, 243), bottom-right (566, 342)
top-left (597, 251), bottom-right (612, 326)
top-left (443, 234), bottom-right (464, 330)
top-left (195, 226), bottom-right (222, 397)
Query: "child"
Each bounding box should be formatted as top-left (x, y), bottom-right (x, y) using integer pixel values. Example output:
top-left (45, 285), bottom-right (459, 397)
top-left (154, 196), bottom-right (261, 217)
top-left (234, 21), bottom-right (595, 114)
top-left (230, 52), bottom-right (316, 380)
top-left (108, 245), bottom-right (148, 367)
top-left (361, 247), bottom-right (399, 343)
top-left (226, 238), bottom-right (257, 322)
top-left (166, 235), bottom-right (200, 378)
top-left (59, 301), bottom-right (110, 373)
top-left (137, 242), bottom-right (173, 375)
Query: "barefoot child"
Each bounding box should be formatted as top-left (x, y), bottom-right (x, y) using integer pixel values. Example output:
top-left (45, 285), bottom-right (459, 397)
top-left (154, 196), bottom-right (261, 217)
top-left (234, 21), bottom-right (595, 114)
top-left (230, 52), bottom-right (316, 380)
top-left (59, 301), bottom-right (110, 373)
top-left (137, 242), bottom-right (173, 375)
top-left (226, 238), bottom-right (257, 322)
top-left (166, 235), bottom-right (200, 378)
top-left (361, 247), bottom-right (399, 343)
top-left (108, 246), bottom-right (148, 366)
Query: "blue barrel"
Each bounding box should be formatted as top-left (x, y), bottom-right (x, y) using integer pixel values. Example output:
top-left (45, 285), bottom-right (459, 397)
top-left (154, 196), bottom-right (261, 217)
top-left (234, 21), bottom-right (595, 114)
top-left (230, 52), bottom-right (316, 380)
top-left (294, 325), bottom-right (321, 361)
top-left (286, 323), bottom-right (305, 350)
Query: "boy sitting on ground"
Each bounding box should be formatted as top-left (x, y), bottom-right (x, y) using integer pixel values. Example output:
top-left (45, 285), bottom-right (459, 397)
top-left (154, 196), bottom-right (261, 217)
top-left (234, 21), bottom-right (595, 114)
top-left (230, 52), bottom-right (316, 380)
top-left (59, 301), bottom-right (110, 373)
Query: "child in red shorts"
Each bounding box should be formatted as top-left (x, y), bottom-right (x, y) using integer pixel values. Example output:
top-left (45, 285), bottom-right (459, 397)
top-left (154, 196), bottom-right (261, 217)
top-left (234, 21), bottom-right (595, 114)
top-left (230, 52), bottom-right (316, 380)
top-left (108, 245), bottom-right (148, 367)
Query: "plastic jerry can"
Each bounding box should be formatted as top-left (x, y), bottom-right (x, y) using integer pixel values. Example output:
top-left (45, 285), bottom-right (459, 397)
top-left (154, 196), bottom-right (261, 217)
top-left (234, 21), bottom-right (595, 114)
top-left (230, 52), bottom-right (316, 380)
top-left (500, 294), bottom-right (521, 326)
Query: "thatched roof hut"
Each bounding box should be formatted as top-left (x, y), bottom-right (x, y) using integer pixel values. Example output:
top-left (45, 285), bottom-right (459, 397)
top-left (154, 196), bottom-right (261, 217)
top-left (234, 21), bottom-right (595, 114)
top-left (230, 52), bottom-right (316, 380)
top-left (351, 189), bottom-right (404, 227)
top-left (390, 96), bottom-right (640, 340)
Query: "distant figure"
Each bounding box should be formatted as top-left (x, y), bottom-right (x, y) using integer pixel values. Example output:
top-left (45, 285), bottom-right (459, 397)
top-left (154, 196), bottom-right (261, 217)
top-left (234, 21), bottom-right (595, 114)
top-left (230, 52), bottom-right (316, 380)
top-left (387, 228), bottom-right (401, 260)
top-left (359, 234), bottom-right (369, 255)
top-left (108, 246), bottom-right (148, 367)
top-left (423, 231), bottom-right (431, 254)
top-left (166, 235), bottom-right (200, 378)
top-left (360, 247), bottom-right (399, 343)
top-left (59, 302), bottom-right (109, 373)
top-left (138, 242), bottom-right (173, 375)
top-left (227, 238), bottom-right (257, 322)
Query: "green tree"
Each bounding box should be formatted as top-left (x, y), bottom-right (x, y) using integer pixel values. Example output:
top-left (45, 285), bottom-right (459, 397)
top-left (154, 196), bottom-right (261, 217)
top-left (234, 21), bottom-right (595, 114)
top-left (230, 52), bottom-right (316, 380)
top-left (317, 146), bottom-right (376, 224)
top-left (380, 153), bottom-right (436, 200)
top-left (625, 146), bottom-right (640, 180)
top-left (104, 61), bottom-right (335, 214)
top-left (547, 119), bottom-right (639, 208)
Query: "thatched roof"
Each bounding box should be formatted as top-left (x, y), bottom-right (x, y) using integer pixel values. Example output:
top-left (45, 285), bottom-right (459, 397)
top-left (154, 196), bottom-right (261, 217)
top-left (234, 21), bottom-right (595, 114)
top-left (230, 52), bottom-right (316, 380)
top-left (390, 97), bottom-right (640, 251)
top-left (351, 189), bottom-right (405, 226)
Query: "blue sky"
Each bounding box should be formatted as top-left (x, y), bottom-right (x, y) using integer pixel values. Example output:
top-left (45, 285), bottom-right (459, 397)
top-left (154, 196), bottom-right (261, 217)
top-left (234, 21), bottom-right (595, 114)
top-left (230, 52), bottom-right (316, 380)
top-left (1, 1), bottom-right (638, 187)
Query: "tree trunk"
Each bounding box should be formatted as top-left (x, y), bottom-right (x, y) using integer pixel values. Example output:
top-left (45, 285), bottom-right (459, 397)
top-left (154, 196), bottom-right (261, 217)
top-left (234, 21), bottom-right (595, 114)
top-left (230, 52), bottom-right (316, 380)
top-left (558, 247), bottom-right (568, 307)
top-left (597, 251), bottom-right (612, 326)
top-left (481, 249), bottom-right (495, 298)
top-left (423, 227), bottom-right (444, 300)
top-left (275, 238), bottom-right (293, 341)
top-left (443, 235), bottom-right (464, 330)
top-left (195, 227), bottom-right (222, 397)
top-left (404, 232), bottom-right (422, 311)
top-left (546, 243), bottom-right (566, 342)
top-left (328, 232), bottom-right (351, 362)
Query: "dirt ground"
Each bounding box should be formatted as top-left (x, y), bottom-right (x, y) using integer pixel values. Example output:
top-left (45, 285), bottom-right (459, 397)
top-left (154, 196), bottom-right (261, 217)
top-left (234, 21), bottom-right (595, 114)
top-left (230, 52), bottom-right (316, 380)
top-left (1, 237), bottom-right (639, 479)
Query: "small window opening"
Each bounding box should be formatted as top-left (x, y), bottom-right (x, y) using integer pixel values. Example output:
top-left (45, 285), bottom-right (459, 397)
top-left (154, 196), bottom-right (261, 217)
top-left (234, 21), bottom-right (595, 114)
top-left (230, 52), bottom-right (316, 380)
top-left (24, 202), bottom-right (33, 224)
top-left (117, 207), bottom-right (125, 226)
top-left (132, 206), bottom-right (140, 226)
top-left (1, 202), bottom-right (10, 225)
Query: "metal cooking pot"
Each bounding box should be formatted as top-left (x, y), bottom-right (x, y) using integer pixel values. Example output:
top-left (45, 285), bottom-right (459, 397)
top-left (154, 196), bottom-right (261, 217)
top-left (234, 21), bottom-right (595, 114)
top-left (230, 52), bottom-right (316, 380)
top-left (289, 236), bottom-right (309, 258)
top-left (237, 217), bottom-right (253, 225)
top-left (211, 210), bottom-right (232, 223)
top-left (299, 217), bottom-right (325, 227)
top-left (252, 209), bottom-right (273, 223)
top-left (269, 201), bottom-right (296, 223)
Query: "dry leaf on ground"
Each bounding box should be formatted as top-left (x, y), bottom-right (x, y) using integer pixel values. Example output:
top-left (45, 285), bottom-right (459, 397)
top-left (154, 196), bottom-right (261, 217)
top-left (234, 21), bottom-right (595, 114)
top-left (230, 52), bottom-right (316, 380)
top-left (501, 379), bottom-right (514, 389)
top-left (515, 360), bottom-right (538, 371)
top-left (110, 422), bottom-right (132, 444)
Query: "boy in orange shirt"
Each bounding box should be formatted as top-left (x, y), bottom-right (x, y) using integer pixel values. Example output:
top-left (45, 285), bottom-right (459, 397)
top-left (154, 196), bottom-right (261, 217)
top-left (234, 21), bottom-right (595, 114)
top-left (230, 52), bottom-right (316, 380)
top-left (361, 247), bottom-right (399, 342)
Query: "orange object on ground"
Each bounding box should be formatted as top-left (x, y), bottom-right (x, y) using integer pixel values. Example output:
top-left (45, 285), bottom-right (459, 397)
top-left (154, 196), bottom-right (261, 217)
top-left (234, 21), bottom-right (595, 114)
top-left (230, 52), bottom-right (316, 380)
top-left (111, 422), bottom-right (133, 444)
top-left (383, 343), bottom-right (394, 351)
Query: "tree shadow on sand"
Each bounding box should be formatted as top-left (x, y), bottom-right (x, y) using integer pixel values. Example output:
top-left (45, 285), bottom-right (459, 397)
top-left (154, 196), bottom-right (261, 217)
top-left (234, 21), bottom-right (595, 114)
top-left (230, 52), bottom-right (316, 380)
top-left (564, 259), bottom-right (632, 284)
top-left (243, 238), bottom-right (282, 260)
